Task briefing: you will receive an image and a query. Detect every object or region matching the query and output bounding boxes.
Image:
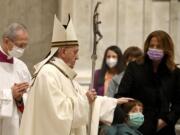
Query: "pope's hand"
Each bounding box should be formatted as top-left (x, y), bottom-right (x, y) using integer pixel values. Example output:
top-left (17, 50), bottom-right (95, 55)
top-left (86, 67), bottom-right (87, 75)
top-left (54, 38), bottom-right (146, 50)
top-left (86, 89), bottom-right (97, 104)
top-left (117, 97), bottom-right (134, 104)
top-left (11, 82), bottom-right (29, 101)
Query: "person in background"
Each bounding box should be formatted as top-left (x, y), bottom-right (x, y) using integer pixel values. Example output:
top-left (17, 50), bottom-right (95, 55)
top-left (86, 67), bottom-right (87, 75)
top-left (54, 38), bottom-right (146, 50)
top-left (123, 46), bottom-right (143, 66)
top-left (93, 45), bottom-right (125, 96)
top-left (115, 30), bottom-right (180, 135)
top-left (100, 100), bottom-right (144, 135)
top-left (0, 23), bottom-right (31, 135)
top-left (107, 46), bottom-right (143, 97)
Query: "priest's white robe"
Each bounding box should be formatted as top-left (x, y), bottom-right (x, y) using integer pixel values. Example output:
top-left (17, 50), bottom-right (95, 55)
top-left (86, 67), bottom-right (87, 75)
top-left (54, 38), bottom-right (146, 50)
top-left (20, 57), bottom-right (118, 135)
top-left (20, 58), bottom-right (90, 135)
top-left (0, 48), bottom-right (31, 135)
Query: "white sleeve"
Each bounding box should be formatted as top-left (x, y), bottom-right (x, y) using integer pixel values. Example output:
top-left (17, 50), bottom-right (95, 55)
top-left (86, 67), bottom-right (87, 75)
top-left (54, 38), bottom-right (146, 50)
top-left (90, 96), bottom-right (117, 135)
top-left (99, 96), bottom-right (117, 124)
top-left (0, 88), bottom-right (13, 117)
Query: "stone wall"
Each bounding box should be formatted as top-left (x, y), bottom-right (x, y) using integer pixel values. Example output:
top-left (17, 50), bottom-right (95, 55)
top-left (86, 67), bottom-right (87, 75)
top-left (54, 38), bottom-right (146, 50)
top-left (59, 0), bottom-right (180, 85)
top-left (0, 0), bottom-right (57, 73)
top-left (0, 0), bottom-right (180, 85)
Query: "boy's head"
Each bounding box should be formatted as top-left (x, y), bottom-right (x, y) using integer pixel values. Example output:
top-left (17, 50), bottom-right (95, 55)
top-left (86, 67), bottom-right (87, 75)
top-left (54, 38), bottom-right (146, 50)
top-left (112, 99), bottom-right (144, 129)
top-left (121, 100), bottom-right (143, 114)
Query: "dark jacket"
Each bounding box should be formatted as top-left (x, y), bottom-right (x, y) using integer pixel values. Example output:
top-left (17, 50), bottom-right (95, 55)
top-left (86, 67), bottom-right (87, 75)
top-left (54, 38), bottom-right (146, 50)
top-left (115, 61), bottom-right (180, 135)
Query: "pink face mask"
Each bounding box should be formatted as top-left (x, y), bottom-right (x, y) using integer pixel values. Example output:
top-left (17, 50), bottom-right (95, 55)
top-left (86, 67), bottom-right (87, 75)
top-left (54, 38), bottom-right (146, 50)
top-left (147, 48), bottom-right (164, 61)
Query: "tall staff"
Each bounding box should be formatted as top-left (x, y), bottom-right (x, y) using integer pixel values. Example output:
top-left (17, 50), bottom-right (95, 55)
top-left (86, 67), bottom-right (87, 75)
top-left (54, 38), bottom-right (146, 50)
top-left (90, 1), bottom-right (103, 89)
top-left (88, 2), bottom-right (103, 135)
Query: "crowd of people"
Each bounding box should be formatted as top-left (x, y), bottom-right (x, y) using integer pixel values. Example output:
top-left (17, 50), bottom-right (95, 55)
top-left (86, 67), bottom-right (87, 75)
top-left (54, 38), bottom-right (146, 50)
top-left (0, 15), bottom-right (180, 135)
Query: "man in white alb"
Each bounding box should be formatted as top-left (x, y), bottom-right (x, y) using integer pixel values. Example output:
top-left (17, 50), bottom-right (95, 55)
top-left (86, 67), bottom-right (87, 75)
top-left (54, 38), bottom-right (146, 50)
top-left (0, 23), bottom-right (31, 135)
top-left (20, 15), bottom-right (131, 135)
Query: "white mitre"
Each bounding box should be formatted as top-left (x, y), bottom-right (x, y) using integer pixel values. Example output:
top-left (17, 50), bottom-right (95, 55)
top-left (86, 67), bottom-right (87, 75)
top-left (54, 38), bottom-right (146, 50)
top-left (33, 15), bottom-right (78, 76)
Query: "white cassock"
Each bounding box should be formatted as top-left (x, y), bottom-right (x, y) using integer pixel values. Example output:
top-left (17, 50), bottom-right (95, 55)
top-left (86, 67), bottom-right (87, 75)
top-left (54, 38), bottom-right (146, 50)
top-left (0, 47), bottom-right (31, 135)
top-left (20, 57), bottom-right (117, 135)
top-left (20, 57), bottom-right (89, 135)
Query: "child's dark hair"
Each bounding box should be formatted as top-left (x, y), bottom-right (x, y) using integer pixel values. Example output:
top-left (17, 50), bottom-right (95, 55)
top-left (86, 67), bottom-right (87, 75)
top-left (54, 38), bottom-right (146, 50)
top-left (112, 100), bottom-right (143, 125)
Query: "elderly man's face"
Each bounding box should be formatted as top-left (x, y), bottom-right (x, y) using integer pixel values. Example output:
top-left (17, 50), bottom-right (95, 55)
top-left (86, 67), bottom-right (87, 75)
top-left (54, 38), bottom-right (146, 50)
top-left (7, 30), bottom-right (29, 50)
top-left (63, 46), bottom-right (79, 68)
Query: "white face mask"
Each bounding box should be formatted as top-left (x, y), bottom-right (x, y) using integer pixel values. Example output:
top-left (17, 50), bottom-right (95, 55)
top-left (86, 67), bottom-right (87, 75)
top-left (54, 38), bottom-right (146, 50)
top-left (8, 46), bottom-right (25, 58)
top-left (106, 58), bottom-right (118, 68)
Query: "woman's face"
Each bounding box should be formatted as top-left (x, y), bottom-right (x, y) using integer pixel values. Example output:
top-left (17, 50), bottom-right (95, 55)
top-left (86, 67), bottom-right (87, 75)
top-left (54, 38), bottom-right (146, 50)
top-left (149, 37), bottom-right (162, 50)
top-left (147, 37), bottom-right (164, 62)
top-left (106, 50), bottom-right (118, 59)
top-left (105, 50), bottom-right (118, 68)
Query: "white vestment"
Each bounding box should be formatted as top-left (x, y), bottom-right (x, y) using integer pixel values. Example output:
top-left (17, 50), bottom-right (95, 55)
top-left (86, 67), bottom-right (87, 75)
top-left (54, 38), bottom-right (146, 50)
top-left (20, 57), bottom-right (90, 135)
top-left (20, 57), bottom-right (118, 135)
top-left (0, 48), bottom-right (31, 135)
top-left (90, 96), bottom-right (117, 135)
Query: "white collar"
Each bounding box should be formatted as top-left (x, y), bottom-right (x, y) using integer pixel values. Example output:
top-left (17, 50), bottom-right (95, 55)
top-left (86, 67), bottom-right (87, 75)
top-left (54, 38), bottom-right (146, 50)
top-left (50, 57), bottom-right (77, 80)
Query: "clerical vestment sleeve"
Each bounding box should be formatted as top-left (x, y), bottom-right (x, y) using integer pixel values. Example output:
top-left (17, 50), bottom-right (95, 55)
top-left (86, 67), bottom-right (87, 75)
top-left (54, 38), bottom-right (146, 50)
top-left (0, 88), bottom-right (13, 117)
top-left (90, 96), bottom-right (117, 135)
top-left (99, 96), bottom-right (117, 123)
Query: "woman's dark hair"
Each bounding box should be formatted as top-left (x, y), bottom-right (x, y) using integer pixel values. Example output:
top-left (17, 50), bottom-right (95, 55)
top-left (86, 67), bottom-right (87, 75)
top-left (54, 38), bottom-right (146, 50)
top-left (98, 45), bottom-right (125, 85)
top-left (123, 46), bottom-right (143, 65)
top-left (112, 100), bottom-right (143, 125)
top-left (142, 30), bottom-right (176, 71)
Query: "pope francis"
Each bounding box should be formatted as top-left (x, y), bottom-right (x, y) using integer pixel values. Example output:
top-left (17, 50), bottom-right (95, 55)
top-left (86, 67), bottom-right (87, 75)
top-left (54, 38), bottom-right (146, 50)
top-left (19, 15), bottom-right (97, 135)
top-left (19, 15), bottom-right (132, 135)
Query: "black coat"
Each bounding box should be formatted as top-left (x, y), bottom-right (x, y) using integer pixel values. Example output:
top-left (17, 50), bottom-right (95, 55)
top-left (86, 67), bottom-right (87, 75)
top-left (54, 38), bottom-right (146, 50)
top-left (115, 60), bottom-right (180, 135)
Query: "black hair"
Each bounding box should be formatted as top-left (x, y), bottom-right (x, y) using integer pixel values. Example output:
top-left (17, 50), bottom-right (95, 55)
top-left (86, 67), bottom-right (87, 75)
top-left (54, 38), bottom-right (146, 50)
top-left (98, 45), bottom-right (125, 85)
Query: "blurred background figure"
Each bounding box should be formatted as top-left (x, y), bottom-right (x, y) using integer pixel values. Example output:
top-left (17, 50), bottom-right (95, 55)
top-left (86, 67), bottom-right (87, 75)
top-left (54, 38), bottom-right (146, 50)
top-left (107, 46), bottom-right (143, 97)
top-left (93, 45), bottom-right (125, 96)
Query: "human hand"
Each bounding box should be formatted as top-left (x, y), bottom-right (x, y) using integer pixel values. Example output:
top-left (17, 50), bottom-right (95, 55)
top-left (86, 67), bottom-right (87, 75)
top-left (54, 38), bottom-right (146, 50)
top-left (157, 118), bottom-right (167, 132)
top-left (11, 82), bottom-right (29, 101)
top-left (117, 97), bottom-right (134, 104)
top-left (86, 89), bottom-right (97, 104)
